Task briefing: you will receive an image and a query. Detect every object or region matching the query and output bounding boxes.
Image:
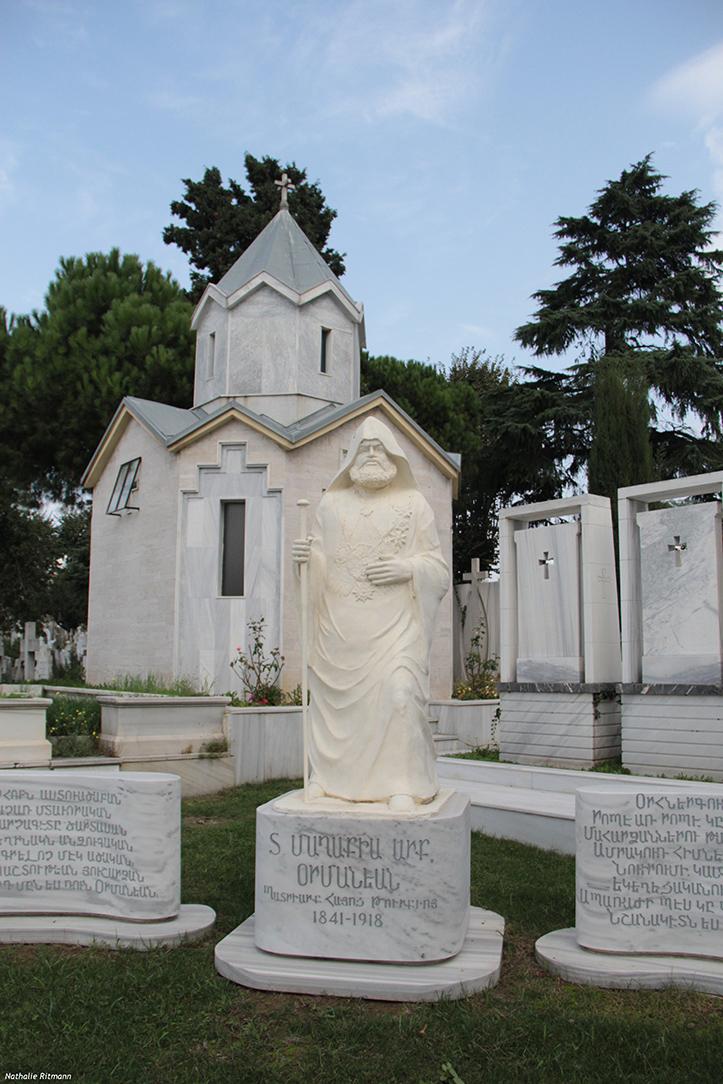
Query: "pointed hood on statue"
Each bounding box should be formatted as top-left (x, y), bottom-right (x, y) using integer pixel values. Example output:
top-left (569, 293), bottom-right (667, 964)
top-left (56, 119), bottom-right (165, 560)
top-left (325, 416), bottom-right (418, 494)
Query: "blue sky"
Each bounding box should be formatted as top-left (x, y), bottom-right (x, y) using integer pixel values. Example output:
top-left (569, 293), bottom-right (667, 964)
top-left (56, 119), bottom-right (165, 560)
top-left (2, 0), bottom-right (723, 373)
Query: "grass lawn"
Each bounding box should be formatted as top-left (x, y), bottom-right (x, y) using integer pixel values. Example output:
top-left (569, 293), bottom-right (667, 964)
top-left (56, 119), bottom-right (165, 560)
top-left (0, 780), bottom-right (721, 1084)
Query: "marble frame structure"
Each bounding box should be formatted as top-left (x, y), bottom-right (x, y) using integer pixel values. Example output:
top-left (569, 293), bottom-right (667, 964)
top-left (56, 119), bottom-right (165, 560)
top-left (618, 471), bottom-right (723, 781)
top-left (498, 495), bottom-right (621, 768)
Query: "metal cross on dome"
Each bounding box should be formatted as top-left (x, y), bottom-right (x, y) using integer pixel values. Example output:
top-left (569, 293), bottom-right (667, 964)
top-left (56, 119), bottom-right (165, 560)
top-left (275, 172), bottom-right (295, 209)
top-left (668, 535), bottom-right (687, 567)
top-left (538, 551), bottom-right (555, 579)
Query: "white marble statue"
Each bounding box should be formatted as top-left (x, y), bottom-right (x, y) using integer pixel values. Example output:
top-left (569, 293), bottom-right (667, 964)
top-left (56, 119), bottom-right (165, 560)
top-left (292, 417), bottom-right (449, 811)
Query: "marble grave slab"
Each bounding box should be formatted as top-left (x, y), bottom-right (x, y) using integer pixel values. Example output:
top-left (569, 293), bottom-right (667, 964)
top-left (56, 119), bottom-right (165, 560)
top-left (514, 522), bottom-right (583, 682)
top-left (0, 770), bottom-right (181, 920)
top-left (637, 502), bottom-right (723, 685)
top-left (575, 788), bottom-right (723, 958)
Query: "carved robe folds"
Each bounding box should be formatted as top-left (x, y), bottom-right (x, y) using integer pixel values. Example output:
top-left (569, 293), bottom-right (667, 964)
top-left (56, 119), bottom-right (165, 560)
top-left (306, 481), bottom-right (448, 802)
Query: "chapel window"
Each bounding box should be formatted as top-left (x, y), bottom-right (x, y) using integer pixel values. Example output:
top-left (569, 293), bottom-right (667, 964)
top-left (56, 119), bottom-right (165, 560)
top-left (220, 501), bottom-right (246, 596)
top-left (320, 328), bottom-right (331, 373)
top-left (208, 332), bottom-right (216, 378)
top-left (106, 458), bottom-right (141, 516)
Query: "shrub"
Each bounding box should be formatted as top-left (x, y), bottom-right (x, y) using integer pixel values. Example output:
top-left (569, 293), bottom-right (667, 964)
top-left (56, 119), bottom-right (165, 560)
top-left (46, 696), bottom-right (100, 757)
top-left (453, 622), bottom-right (498, 700)
top-left (229, 618), bottom-right (284, 705)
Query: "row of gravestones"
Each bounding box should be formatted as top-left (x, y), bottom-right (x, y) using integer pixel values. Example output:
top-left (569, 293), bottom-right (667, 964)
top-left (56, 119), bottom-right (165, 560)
top-left (0, 622), bottom-right (87, 683)
top-left (0, 766), bottom-right (721, 998)
top-left (497, 471), bottom-right (723, 781)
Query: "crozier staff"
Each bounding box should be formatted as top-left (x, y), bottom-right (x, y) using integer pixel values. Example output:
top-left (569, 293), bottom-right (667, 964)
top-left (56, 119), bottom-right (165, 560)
top-left (292, 417), bottom-right (449, 811)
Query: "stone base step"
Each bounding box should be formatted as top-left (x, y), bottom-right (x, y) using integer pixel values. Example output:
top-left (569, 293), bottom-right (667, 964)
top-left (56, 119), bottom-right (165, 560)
top-left (432, 733), bottom-right (467, 754)
top-left (436, 758), bottom-right (723, 855)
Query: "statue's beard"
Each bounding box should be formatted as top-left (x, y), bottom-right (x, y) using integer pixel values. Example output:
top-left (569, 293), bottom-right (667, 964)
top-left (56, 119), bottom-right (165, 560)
top-left (349, 459), bottom-right (397, 490)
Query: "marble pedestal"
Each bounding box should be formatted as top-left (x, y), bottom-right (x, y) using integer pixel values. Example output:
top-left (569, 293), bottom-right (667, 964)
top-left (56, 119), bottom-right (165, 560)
top-left (0, 698), bottom-right (52, 765)
top-left (215, 907), bottom-right (504, 1002)
top-left (621, 685), bottom-right (723, 781)
top-left (536, 787), bottom-right (723, 995)
top-left (499, 685), bottom-right (621, 768)
top-left (535, 928), bottom-right (723, 995)
top-left (254, 789), bottom-right (470, 962)
top-left (215, 788), bottom-right (505, 1000)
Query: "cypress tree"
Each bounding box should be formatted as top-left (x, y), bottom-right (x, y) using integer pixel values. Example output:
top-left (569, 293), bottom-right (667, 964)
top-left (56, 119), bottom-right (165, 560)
top-left (588, 355), bottom-right (654, 554)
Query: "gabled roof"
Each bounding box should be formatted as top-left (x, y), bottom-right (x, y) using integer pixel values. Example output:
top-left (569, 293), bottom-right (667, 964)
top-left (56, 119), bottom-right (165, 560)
top-left (217, 207), bottom-right (356, 306)
top-left (82, 391), bottom-right (461, 495)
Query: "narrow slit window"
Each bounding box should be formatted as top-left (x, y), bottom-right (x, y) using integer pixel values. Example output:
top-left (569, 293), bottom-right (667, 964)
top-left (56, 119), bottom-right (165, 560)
top-left (106, 458), bottom-right (141, 516)
top-left (208, 332), bottom-right (216, 378)
top-left (320, 327), bottom-right (331, 373)
top-left (221, 501), bottom-right (245, 596)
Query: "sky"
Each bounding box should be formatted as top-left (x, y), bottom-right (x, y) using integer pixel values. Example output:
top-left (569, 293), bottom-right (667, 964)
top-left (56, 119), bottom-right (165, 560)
top-left (2, 0), bottom-right (723, 374)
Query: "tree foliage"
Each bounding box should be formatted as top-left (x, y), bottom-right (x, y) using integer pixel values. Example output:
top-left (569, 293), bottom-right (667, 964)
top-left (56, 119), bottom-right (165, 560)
top-left (515, 155), bottom-right (723, 458)
top-left (164, 154), bottom-right (345, 300)
top-left (0, 480), bottom-right (60, 629)
top-left (587, 354), bottom-right (654, 516)
top-left (48, 505), bottom-right (91, 629)
top-left (361, 350), bottom-right (581, 573)
top-left (1, 251), bottom-right (194, 501)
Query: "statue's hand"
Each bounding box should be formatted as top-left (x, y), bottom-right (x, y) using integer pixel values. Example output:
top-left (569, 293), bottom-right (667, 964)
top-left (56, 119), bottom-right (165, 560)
top-left (292, 537), bottom-right (312, 564)
top-left (366, 555), bottom-right (412, 585)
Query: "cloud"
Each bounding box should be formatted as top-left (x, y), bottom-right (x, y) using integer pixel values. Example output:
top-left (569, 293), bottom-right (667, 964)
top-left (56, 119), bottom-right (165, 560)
top-left (312, 0), bottom-right (492, 126)
top-left (0, 142), bottom-right (19, 208)
top-left (147, 89), bottom-right (205, 118)
top-left (650, 41), bottom-right (723, 125)
top-left (650, 42), bottom-right (723, 213)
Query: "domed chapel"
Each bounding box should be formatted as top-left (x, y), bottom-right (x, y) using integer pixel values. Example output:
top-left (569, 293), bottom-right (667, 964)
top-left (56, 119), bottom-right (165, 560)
top-left (82, 180), bottom-right (460, 697)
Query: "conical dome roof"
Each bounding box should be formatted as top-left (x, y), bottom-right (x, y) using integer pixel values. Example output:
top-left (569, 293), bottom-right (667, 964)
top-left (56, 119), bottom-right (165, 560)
top-left (217, 207), bottom-right (355, 304)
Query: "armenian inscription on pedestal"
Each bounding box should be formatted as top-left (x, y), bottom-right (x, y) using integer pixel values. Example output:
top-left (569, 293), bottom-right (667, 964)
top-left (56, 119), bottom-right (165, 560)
top-left (0, 771), bottom-right (180, 921)
top-left (254, 790), bottom-right (470, 962)
top-left (576, 788), bottom-right (723, 958)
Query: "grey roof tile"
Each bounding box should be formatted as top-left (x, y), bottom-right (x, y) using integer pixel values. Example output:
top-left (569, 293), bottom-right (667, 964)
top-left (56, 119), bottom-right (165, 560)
top-left (217, 208), bottom-right (356, 306)
top-left (124, 391), bottom-right (460, 475)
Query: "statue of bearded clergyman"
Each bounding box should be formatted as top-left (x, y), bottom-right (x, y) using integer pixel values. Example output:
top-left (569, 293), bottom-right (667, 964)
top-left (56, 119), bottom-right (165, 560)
top-left (292, 417), bottom-right (449, 812)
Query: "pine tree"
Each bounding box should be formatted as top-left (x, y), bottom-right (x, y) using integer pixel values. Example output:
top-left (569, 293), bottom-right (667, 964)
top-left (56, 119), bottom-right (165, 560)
top-left (515, 156), bottom-right (723, 455)
top-left (164, 154), bottom-right (345, 300)
top-left (1, 251), bottom-right (194, 501)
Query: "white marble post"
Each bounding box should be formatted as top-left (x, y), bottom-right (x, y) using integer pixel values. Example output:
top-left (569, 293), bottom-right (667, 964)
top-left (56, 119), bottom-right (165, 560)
top-left (498, 495), bottom-right (621, 768)
top-left (617, 472), bottom-right (723, 780)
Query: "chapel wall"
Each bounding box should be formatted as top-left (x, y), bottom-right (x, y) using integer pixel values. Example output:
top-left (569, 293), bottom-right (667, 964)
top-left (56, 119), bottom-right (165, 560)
top-left (193, 299), bottom-right (230, 407)
top-left (86, 421), bottom-right (178, 684)
top-left (226, 288), bottom-right (297, 396)
top-left (179, 412), bottom-right (454, 700)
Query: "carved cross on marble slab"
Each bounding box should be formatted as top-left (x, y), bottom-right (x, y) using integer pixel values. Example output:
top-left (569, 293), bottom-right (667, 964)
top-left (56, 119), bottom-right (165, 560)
top-left (667, 535), bottom-right (687, 567)
top-left (538, 550), bottom-right (555, 579)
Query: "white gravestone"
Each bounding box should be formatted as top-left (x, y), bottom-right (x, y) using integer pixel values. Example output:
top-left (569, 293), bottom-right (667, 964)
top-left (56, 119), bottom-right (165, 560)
top-left (0, 771), bottom-right (215, 947)
top-left (514, 522), bottom-right (582, 682)
top-left (536, 787), bottom-right (723, 994)
top-left (34, 638), bottom-right (52, 682)
top-left (254, 790), bottom-right (470, 962)
top-left (637, 503), bottom-right (723, 685)
top-left (576, 788), bottom-right (723, 957)
top-left (215, 415), bottom-right (505, 1000)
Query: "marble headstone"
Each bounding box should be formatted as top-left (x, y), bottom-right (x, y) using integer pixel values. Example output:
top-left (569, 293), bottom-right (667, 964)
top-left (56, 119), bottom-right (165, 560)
top-left (636, 502), bottom-right (723, 685)
top-left (0, 771), bottom-right (180, 920)
top-left (514, 522), bottom-right (582, 682)
top-left (576, 788), bottom-right (723, 958)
